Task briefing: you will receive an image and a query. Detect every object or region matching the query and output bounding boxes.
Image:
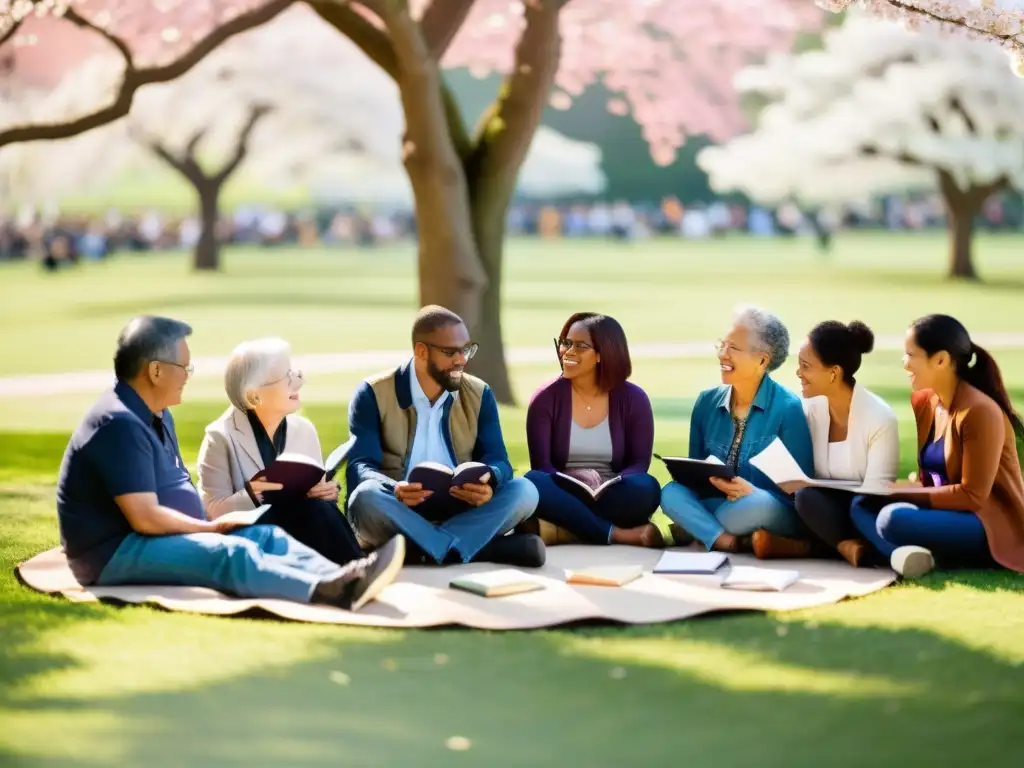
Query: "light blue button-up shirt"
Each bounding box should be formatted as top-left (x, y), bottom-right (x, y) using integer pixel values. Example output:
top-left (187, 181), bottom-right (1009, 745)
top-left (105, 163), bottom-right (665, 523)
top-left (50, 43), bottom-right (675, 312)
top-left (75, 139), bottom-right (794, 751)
top-left (405, 363), bottom-right (456, 478)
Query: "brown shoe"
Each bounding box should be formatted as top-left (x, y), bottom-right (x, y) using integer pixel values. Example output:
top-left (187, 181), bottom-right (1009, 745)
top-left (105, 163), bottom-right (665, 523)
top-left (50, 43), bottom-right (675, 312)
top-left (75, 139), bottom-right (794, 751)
top-left (752, 529), bottom-right (811, 560)
top-left (837, 538), bottom-right (868, 568)
top-left (537, 520), bottom-right (579, 546)
top-left (669, 524), bottom-right (694, 547)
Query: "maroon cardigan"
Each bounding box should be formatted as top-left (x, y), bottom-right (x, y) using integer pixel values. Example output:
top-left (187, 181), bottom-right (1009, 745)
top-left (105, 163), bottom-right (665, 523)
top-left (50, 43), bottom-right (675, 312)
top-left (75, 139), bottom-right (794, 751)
top-left (525, 376), bottom-right (655, 476)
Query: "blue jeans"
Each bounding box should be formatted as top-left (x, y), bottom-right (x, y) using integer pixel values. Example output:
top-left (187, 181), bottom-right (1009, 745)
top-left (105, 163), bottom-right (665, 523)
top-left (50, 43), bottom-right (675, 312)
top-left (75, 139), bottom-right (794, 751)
top-left (96, 525), bottom-right (343, 603)
top-left (348, 477), bottom-right (539, 563)
top-left (525, 470), bottom-right (661, 544)
top-left (660, 481), bottom-right (802, 550)
top-left (850, 496), bottom-right (994, 567)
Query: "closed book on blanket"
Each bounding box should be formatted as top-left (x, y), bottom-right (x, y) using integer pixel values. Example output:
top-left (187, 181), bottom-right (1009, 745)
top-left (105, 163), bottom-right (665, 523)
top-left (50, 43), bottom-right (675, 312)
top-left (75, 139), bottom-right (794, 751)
top-left (553, 472), bottom-right (622, 503)
top-left (655, 453), bottom-right (735, 497)
top-left (720, 566), bottom-right (799, 592)
top-left (653, 551), bottom-right (729, 574)
top-left (407, 461), bottom-right (492, 495)
top-left (566, 565), bottom-right (643, 587)
top-left (449, 569), bottom-right (546, 598)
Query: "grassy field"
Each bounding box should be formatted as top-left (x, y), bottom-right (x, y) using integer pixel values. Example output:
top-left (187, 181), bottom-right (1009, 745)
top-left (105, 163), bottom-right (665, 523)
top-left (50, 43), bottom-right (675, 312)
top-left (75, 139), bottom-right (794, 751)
top-left (2, 233), bottom-right (1024, 766)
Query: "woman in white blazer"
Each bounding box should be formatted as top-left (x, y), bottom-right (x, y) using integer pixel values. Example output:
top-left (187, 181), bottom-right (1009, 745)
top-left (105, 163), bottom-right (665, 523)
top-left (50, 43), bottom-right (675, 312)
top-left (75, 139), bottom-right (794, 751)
top-left (752, 321), bottom-right (900, 565)
top-left (197, 337), bottom-right (404, 583)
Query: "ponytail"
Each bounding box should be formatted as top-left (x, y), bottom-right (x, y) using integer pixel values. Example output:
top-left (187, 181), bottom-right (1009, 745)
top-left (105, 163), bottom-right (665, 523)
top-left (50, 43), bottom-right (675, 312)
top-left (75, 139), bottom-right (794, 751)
top-left (963, 343), bottom-right (1024, 437)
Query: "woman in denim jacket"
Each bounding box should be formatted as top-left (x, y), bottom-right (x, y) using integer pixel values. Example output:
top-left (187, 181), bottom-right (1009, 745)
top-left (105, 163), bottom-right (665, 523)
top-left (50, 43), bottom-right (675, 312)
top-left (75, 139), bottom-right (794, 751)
top-left (660, 305), bottom-right (813, 553)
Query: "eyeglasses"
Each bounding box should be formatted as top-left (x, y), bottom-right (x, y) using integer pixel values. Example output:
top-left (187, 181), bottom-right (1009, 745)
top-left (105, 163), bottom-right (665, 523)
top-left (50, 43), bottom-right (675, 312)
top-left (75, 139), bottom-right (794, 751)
top-left (157, 360), bottom-right (194, 377)
top-left (556, 338), bottom-right (594, 353)
top-left (714, 340), bottom-right (749, 355)
top-left (262, 369), bottom-right (304, 387)
top-left (426, 343), bottom-right (478, 360)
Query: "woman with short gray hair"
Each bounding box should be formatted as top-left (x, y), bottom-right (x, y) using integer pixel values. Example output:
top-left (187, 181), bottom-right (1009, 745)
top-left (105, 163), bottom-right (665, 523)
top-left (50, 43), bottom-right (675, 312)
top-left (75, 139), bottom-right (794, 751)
top-left (198, 337), bottom-right (403, 598)
top-left (658, 305), bottom-right (814, 555)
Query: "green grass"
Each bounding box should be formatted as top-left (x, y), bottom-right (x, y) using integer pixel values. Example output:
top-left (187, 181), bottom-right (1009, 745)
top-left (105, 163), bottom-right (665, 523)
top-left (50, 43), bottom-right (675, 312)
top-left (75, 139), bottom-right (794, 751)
top-left (2, 233), bottom-right (1024, 766)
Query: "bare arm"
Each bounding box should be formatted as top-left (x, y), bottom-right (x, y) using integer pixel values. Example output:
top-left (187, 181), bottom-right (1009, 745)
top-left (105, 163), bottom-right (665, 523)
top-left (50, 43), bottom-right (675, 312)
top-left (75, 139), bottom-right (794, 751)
top-left (115, 492), bottom-right (247, 535)
top-left (114, 492), bottom-right (218, 535)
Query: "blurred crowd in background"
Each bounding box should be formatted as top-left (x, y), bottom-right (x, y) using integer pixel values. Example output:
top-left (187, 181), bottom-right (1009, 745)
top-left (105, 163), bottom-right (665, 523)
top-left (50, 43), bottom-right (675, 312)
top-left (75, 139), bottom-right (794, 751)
top-left (1, 190), bottom-right (1020, 271)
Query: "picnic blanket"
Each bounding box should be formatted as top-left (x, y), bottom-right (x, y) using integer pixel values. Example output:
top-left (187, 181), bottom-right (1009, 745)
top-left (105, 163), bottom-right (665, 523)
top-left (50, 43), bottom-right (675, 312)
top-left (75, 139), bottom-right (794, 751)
top-left (17, 545), bottom-right (896, 630)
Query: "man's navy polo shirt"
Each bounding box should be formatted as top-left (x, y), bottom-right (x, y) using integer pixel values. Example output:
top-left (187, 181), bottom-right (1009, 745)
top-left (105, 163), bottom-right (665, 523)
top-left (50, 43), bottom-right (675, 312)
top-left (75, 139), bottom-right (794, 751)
top-left (56, 380), bottom-right (206, 584)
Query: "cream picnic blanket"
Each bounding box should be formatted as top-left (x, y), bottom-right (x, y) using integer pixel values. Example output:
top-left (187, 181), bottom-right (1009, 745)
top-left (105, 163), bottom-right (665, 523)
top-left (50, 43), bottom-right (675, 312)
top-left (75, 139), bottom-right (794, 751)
top-left (17, 544), bottom-right (895, 629)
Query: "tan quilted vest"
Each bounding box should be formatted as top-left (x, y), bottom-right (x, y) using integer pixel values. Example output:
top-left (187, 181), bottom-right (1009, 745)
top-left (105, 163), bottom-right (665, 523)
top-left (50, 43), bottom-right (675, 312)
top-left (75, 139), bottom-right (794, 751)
top-left (366, 368), bottom-right (485, 480)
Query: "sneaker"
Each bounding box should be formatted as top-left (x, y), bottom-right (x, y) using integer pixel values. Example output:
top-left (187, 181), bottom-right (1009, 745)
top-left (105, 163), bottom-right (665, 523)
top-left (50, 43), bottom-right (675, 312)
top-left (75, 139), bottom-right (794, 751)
top-left (472, 533), bottom-right (546, 568)
top-left (313, 534), bottom-right (406, 611)
top-left (890, 545), bottom-right (934, 579)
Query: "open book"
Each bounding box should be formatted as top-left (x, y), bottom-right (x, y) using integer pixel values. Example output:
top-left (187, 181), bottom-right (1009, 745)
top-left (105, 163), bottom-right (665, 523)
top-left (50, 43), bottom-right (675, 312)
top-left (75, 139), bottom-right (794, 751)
top-left (250, 437), bottom-right (355, 501)
top-left (553, 472), bottom-right (622, 503)
top-left (720, 565), bottom-right (799, 592)
top-left (654, 453), bottom-right (735, 497)
top-left (748, 438), bottom-right (890, 494)
top-left (449, 569), bottom-right (546, 598)
top-left (407, 461), bottom-right (492, 494)
top-left (215, 504), bottom-right (273, 528)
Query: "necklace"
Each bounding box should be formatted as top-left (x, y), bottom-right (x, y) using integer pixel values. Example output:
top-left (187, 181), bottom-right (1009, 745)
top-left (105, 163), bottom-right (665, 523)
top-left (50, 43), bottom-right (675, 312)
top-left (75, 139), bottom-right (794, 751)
top-left (573, 386), bottom-right (600, 412)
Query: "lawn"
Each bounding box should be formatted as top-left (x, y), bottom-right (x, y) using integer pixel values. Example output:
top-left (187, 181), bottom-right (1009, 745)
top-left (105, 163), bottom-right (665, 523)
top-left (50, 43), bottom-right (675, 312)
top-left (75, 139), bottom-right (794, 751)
top-left (1, 233), bottom-right (1023, 766)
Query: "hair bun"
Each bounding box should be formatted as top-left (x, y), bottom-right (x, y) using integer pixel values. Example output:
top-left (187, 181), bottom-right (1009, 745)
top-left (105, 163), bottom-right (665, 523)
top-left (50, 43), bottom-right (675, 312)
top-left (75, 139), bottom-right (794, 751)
top-left (847, 321), bottom-right (874, 354)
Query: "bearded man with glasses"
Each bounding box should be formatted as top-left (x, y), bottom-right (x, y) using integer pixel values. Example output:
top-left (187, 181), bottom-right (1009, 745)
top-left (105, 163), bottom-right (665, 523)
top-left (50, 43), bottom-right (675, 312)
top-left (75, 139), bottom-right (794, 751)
top-left (346, 305), bottom-right (544, 567)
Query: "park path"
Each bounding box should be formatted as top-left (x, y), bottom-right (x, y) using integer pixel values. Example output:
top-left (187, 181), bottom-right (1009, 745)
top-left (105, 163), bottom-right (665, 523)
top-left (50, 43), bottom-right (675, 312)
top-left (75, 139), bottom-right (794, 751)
top-left (4, 332), bottom-right (1024, 398)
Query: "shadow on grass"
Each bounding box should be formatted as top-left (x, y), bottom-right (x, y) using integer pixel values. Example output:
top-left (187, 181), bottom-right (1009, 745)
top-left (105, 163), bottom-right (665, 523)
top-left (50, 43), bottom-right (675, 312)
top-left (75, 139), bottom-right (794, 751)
top-left (1, 601), bottom-right (1022, 767)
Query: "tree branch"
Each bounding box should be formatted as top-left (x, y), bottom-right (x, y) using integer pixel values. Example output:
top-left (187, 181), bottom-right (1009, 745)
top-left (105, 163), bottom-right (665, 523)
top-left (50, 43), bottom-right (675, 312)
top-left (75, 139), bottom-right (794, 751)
top-left (134, 129), bottom-right (206, 188)
top-left (185, 128), bottom-right (208, 161)
top-left (860, 144), bottom-right (928, 167)
top-left (441, 82), bottom-right (472, 162)
top-left (465, 0), bottom-right (565, 213)
top-left (948, 96), bottom-right (977, 135)
top-left (64, 8), bottom-right (134, 65)
top-left (419, 0), bottom-right (476, 60)
top-left (0, 18), bottom-right (22, 49)
top-left (308, 0), bottom-right (398, 79)
top-left (0, 0), bottom-right (294, 148)
top-left (215, 102), bottom-right (274, 183)
top-left (887, 0), bottom-right (1022, 45)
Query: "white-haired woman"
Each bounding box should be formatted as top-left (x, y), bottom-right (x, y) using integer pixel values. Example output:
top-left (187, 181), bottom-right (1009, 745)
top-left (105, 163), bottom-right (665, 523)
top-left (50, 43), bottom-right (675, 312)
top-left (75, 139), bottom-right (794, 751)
top-left (197, 337), bottom-right (404, 588)
top-left (660, 306), bottom-right (814, 553)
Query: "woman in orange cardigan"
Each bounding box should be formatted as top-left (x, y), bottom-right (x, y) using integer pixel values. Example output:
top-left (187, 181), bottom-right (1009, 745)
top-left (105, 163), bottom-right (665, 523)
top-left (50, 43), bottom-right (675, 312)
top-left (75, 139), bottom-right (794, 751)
top-left (849, 315), bottom-right (1024, 578)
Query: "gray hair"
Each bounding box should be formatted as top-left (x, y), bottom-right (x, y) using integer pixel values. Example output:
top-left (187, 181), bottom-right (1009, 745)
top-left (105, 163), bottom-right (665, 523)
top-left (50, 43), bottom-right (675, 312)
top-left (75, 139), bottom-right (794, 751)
top-left (224, 337), bottom-right (292, 411)
top-left (114, 315), bottom-right (193, 381)
top-left (733, 304), bottom-right (790, 373)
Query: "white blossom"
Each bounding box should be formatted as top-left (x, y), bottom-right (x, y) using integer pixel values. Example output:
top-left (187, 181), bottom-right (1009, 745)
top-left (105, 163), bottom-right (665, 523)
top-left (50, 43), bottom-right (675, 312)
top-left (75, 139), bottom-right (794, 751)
top-left (698, 12), bottom-right (1024, 207)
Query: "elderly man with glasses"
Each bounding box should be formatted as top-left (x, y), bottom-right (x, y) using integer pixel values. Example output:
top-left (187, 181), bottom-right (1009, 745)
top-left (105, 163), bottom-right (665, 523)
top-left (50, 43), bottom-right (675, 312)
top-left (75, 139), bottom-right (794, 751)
top-left (56, 316), bottom-right (404, 612)
top-left (345, 305), bottom-right (544, 567)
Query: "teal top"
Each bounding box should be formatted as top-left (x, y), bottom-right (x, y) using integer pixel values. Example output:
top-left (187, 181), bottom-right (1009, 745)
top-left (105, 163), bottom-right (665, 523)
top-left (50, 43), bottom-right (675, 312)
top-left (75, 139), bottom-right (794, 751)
top-left (688, 376), bottom-right (814, 506)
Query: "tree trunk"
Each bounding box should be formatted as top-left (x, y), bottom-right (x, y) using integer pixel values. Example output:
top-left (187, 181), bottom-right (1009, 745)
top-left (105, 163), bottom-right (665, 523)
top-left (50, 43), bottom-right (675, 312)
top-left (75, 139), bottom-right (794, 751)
top-left (468, 191), bottom-right (514, 405)
top-left (936, 170), bottom-right (1010, 281)
top-left (371, 1), bottom-right (562, 405)
top-left (193, 181), bottom-right (221, 272)
top-left (459, 0), bottom-right (564, 405)
top-left (946, 199), bottom-right (977, 280)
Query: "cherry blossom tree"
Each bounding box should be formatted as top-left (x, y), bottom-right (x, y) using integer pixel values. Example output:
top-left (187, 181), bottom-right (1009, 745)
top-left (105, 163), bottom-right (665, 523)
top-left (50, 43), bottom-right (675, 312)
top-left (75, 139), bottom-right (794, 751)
top-left (698, 13), bottom-right (1024, 280)
top-left (2, 7), bottom-right (606, 270)
top-left (0, 0), bottom-right (824, 402)
top-left (815, 1), bottom-right (1024, 70)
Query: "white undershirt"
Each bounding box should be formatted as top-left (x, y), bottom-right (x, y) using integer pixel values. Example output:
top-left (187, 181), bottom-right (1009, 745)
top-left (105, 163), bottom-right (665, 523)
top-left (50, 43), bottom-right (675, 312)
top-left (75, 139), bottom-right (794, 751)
top-left (825, 440), bottom-right (860, 481)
